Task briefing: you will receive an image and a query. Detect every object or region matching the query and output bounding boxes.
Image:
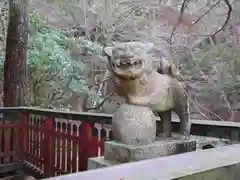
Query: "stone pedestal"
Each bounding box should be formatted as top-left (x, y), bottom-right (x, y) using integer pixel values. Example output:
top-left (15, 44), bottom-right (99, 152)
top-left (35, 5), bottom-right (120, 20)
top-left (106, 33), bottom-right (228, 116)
top-left (104, 135), bottom-right (196, 163)
top-left (88, 134), bottom-right (197, 170)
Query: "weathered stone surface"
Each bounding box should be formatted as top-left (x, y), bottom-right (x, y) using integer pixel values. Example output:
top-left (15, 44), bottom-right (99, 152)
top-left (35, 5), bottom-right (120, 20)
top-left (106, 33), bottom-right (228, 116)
top-left (88, 135), bottom-right (234, 171)
top-left (112, 104), bottom-right (156, 145)
top-left (53, 144), bottom-right (240, 180)
top-left (88, 157), bottom-right (119, 170)
top-left (104, 41), bottom-right (191, 138)
top-left (104, 137), bottom-right (196, 163)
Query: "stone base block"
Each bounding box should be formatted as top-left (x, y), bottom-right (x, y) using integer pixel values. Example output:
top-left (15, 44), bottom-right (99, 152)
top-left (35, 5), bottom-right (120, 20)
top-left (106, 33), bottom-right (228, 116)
top-left (104, 134), bottom-right (196, 163)
top-left (88, 156), bottom-right (119, 170)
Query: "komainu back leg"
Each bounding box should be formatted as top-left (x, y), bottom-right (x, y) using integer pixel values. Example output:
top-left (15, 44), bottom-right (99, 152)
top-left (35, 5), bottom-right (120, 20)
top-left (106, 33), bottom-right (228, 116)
top-left (157, 110), bottom-right (172, 138)
top-left (174, 95), bottom-right (191, 136)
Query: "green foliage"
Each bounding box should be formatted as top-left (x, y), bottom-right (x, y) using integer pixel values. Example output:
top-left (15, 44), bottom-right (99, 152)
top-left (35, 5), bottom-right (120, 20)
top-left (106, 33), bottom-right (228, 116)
top-left (28, 22), bottom-right (104, 107)
top-left (0, 11), bottom-right (104, 108)
top-left (183, 45), bottom-right (240, 103)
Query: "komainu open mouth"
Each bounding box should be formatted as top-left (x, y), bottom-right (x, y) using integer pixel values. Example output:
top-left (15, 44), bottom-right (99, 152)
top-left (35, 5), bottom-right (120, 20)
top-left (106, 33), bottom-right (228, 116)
top-left (112, 59), bottom-right (143, 70)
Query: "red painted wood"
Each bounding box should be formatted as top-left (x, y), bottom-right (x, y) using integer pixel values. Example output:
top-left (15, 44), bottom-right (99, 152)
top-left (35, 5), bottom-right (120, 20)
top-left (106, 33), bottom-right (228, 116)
top-left (3, 127), bottom-right (11, 163)
top-left (57, 132), bottom-right (61, 174)
top-left (36, 122), bottom-right (40, 169)
top-left (0, 114), bottom-right (106, 177)
top-left (79, 122), bottom-right (93, 171)
top-left (44, 118), bottom-right (55, 177)
top-left (22, 112), bottom-right (29, 162)
top-left (0, 128), bottom-right (2, 164)
top-left (56, 128), bottom-right (61, 174)
top-left (0, 123), bottom-right (23, 164)
top-left (29, 122), bottom-right (33, 165)
top-left (66, 136), bottom-right (71, 173)
top-left (28, 125), bottom-right (43, 171)
top-left (39, 124), bottom-right (44, 170)
top-left (81, 123), bottom-right (93, 141)
top-left (32, 119), bottom-right (37, 167)
top-left (72, 130), bottom-right (77, 173)
top-left (61, 126), bottom-right (66, 174)
top-left (14, 128), bottom-right (19, 161)
top-left (0, 124), bottom-right (22, 128)
top-left (78, 138), bottom-right (83, 171)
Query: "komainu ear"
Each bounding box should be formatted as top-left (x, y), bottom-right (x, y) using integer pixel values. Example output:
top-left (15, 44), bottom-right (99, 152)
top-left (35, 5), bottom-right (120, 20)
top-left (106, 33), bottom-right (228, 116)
top-left (104, 47), bottom-right (113, 56)
top-left (144, 43), bottom-right (154, 53)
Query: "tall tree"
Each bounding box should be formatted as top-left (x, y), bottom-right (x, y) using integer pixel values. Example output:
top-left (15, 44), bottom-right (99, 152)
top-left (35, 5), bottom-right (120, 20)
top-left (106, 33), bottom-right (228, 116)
top-left (3, 0), bottom-right (29, 107)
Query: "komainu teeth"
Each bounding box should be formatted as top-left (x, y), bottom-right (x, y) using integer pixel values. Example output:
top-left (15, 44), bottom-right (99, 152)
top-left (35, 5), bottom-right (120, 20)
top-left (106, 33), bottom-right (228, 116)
top-left (115, 59), bottom-right (144, 67)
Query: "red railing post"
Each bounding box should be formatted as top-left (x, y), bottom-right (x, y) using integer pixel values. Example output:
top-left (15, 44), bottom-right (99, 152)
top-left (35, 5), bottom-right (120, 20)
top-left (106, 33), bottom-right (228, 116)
top-left (78, 122), bottom-right (93, 171)
top-left (44, 118), bottom-right (54, 177)
top-left (22, 112), bottom-right (29, 162)
top-left (82, 123), bottom-right (93, 141)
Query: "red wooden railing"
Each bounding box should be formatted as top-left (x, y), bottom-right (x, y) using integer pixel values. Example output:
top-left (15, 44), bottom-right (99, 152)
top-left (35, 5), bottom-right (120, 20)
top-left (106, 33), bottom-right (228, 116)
top-left (23, 113), bottom-right (105, 177)
top-left (0, 112), bottom-right (106, 178)
top-left (0, 123), bottom-right (23, 164)
top-left (0, 107), bottom-right (239, 179)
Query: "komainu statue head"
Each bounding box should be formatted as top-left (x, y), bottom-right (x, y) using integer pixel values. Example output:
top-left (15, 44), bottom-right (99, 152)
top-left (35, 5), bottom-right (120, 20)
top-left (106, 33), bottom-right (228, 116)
top-left (104, 42), bottom-right (153, 80)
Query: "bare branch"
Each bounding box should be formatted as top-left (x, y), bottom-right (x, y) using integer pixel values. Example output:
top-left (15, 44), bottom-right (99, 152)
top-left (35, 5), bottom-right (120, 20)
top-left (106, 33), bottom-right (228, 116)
top-left (212, 0), bottom-right (232, 36)
top-left (191, 99), bottom-right (225, 121)
top-left (84, 93), bottom-right (114, 111)
top-left (50, 76), bottom-right (73, 101)
top-left (192, 0), bottom-right (221, 26)
top-left (64, 75), bottom-right (73, 88)
top-left (169, 0), bottom-right (190, 52)
top-left (169, 0), bottom-right (231, 51)
top-left (45, 69), bottom-right (61, 81)
top-left (220, 90), bottom-right (232, 112)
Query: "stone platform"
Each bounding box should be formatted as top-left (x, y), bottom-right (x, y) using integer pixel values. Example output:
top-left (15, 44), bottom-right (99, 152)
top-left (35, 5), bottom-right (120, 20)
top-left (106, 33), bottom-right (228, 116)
top-left (88, 135), bottom-right (196, 170)
top-left (87, 135), bottom-right (233, 170)
top-left (104, 135), bottom-right (196, 163)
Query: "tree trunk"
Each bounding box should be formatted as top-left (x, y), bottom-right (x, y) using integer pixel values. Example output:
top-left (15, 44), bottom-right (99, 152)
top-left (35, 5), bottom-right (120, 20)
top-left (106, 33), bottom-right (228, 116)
top-left (2, 1), bottom-right (29, 164)
top-left (3, 0), bottom-right (28, 107)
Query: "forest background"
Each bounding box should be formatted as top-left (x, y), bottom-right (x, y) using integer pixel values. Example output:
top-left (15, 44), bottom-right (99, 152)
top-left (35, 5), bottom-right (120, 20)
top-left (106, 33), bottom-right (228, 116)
top-left (1, 0), bottom-right (240, 122)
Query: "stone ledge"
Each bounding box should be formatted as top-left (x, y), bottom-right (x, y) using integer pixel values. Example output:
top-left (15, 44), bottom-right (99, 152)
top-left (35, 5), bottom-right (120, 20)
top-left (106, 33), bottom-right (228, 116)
top-left (45, 144), bottom-right (240, 180)
top-left (104, 136), bottom-right (196, 163)
top-left (88, 157), bottom-right (118, 170)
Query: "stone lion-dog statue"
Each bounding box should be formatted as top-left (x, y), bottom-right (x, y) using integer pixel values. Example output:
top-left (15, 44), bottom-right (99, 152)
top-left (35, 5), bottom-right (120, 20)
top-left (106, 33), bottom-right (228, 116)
top-left (104, 41), bottom-right (191, 138)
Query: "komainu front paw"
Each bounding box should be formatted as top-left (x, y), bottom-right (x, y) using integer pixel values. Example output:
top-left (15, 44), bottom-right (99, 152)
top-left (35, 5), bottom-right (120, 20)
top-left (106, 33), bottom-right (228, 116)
top-left (158, 133), bottom-right (172, 139)
top-left (179, 132), bottom-right (191, 140)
